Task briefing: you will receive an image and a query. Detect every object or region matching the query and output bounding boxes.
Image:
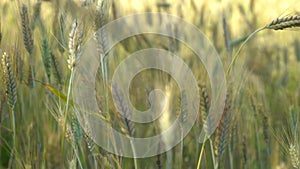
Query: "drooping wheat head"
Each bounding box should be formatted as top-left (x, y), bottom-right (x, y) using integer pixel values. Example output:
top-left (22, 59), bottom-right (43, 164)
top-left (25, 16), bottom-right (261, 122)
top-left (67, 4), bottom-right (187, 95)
top-left (266, 14), bottom-right (300, 30)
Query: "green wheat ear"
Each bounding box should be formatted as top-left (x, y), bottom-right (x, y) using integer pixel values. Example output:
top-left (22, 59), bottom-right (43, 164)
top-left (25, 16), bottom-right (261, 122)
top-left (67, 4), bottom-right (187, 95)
top-left (20, 4), bottom-right (34, 54)
top-left (42, 36), bottom-right (52, 83)
top-left (1, 52), bottom-right (17, 108)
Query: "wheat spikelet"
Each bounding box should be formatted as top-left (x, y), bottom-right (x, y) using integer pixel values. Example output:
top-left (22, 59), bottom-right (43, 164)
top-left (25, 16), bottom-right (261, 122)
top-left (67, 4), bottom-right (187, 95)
top-left (20, 4), bottom-right (34, 54)
top-left (179, 90), bottom-right (188, 123)
top-left (214, 95), bottom-right (231, 158)
top-left (83, 123), bottom-right (95, 153)
top-left (57, 116), bottom-right (72, 142)
top-left (289, 144), bottom-right (300, 168)
top-left (50, 52), bottom-right (62, 84)
top-left (42, 36), bottom-right (52, 83)
top-left (111, 83), bottom-right (135, 136)
top-left (1, 52), bottom-right (17, 108)
top-left (70, 113), bottom-right (82, 142)
top-left (259, 106), bottom-right (270, 147)
top-left (199, 84), bottom-right (210, 132)
top-left (68, 19), bottom-right (83, 70)
top-left (266, 14), bottom-right (300, 30)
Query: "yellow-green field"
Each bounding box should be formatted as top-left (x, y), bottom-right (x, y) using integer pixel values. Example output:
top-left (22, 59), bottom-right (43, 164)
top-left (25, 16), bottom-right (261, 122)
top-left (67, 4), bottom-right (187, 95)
top-left (1, 0), bottom-right (300, 169)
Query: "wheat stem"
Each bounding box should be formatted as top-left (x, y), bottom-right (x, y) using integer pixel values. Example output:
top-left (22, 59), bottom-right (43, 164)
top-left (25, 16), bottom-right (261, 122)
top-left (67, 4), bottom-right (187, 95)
top-left (227, 27), bottom-right (265, 76)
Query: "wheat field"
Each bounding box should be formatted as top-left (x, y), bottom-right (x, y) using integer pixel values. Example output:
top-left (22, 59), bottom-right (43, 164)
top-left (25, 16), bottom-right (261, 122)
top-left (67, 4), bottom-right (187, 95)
top-left (0, 0), bottom-right (300, 169)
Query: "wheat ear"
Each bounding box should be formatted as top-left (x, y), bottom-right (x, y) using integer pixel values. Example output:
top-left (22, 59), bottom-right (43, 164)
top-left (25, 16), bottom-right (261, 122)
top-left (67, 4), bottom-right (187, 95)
top-left (214, 95), bottom-right (231, 161)
top-left (1, 52), bottom-right (17, 167)
top-left (289, 144), bottom-right (300, 169)
top-left (266, 15), bottom-right (300, 30)
top-left (68, 19), bottom-right (83, 70)
top-left (1, 52), bottom-right (17, 108)
top-left (20, 4), bottom-right (34, 54)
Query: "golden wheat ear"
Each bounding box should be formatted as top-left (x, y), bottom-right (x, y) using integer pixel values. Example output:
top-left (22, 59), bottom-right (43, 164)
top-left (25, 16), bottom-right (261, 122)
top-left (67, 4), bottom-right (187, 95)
top-left (266, 14), bottom-right (300, 30)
